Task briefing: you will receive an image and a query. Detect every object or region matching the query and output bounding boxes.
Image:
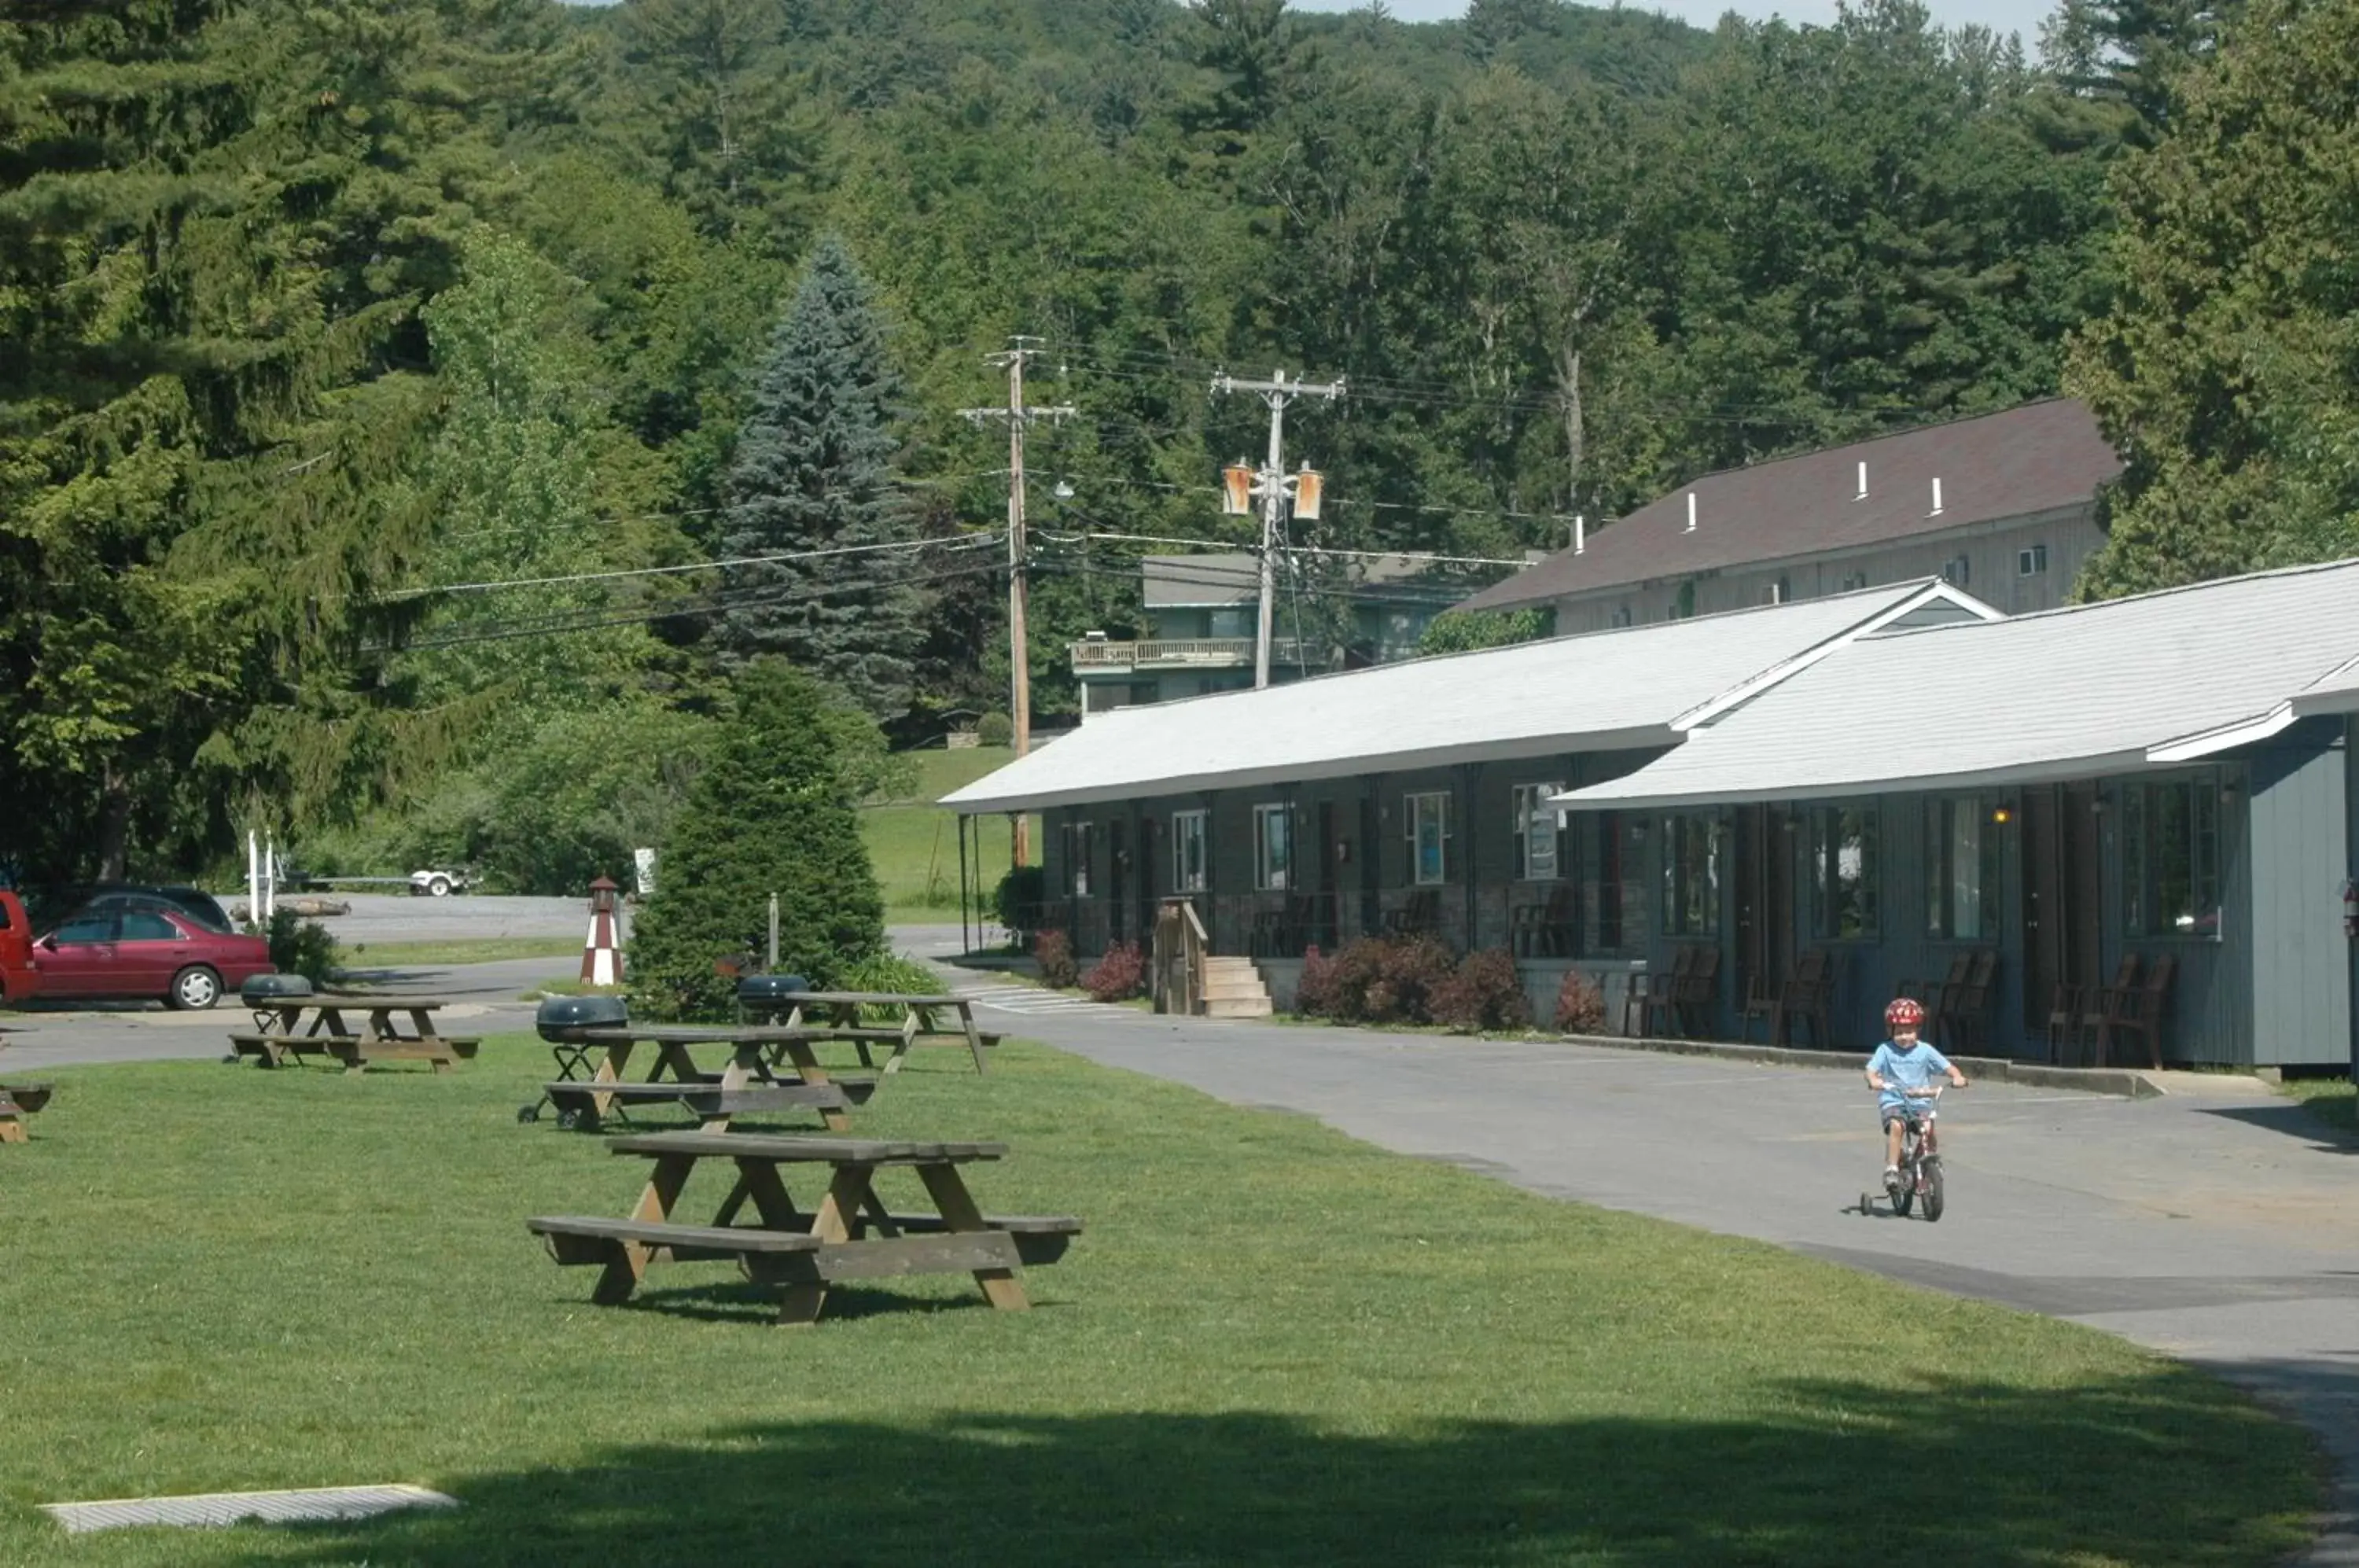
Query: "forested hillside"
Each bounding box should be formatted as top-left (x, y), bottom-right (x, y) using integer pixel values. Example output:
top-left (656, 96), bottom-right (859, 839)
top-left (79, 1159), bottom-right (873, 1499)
top-left (2, 0), bottom-right (2347, 891)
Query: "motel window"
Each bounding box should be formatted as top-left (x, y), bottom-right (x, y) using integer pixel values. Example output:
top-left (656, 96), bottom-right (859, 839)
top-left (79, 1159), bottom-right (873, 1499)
top-left (1660, 812), bottom-right (1721, 937)
top-left (1840, 570), bottom-right (1870, 592)
top-left (1170, 810), bottom-right (1208, 894)
top-left (2017, 543), bottom-right (2048, 577)
top-left (1405, 791), bottom-right (1452, 885)
top-left (1063, 822), bottom-right (1094, 898)
top-left (1942, 554), bottom-right (1971, 587)
top-left (2124, 778), bottom-right (2221, 940)
top-left (1809, 804), bottom-right (1881, 940)
top-left (1924, 797), bottom-right (2001, 940)
top-left (1610, 605), bottom-right (1633, 628)
top-left (1513, 783), bottom-right (1564, 881)
top-left (1253, 804), bottom-right (1291, 892)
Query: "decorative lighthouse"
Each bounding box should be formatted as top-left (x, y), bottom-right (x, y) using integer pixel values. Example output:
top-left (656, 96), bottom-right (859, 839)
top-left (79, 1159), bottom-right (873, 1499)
top-left (580, 874), bottom-right (623, 986)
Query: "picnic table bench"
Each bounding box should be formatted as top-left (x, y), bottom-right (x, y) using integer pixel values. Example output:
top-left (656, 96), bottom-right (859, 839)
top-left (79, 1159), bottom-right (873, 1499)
top-left (226, 994), bottom-right (480, 1074)
top-left (745, 990), bottom-right (999, 1075)
top-left (535, 1025), bottom-right (876, 1133)
top-left (528, 1131), bottom-right (1078, 1326)
top-left (0, 1080), bottom-right (53, 1143)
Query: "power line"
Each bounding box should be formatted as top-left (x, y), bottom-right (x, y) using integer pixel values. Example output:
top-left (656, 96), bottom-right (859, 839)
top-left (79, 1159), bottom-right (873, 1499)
top-left (374, 532), bottom-right (1002, 602)
top-left (381, 557), bottom-right (1010, 651)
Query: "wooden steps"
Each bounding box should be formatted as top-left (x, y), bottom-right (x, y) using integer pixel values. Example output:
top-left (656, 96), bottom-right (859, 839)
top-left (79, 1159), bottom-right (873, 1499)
top-left (1200, 956), bottom-right (1272, 1018)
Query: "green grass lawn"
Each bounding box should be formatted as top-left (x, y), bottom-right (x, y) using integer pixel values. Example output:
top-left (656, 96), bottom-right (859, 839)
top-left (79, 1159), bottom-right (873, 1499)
top-left (863, 745), bottom-right (1034, 926)
top-left (2280, 1074), bottom-right (2356, 1133)
top-left (337, 937), bottom-right (587, 970)
top-left (0, 1040), bottom-right (2320, 1566)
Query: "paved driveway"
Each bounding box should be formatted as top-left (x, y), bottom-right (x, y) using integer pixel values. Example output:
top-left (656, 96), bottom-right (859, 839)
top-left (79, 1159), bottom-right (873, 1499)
top-left (893, 929), bottom-right (2359, 1563)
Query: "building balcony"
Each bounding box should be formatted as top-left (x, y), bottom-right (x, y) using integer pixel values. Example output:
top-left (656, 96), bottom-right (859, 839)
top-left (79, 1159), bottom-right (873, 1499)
top-left (1069, 636), bottom-right (1312, 674)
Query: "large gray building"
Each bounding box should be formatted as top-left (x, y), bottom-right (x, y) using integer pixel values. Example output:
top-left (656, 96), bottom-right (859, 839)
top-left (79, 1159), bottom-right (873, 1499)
top-left (947, 558), bottom-right (2359, 1074)
top-left (1459, 399), bottom-right (2122, 632)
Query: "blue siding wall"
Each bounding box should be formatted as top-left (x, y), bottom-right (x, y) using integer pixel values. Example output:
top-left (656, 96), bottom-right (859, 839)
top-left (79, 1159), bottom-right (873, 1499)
top-left (2247, 723), bottom-right (2349, 1066)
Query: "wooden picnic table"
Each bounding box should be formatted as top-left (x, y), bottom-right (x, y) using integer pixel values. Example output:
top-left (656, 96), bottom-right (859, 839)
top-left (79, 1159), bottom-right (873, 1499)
top-left (527, 1131), bottom-right (1079, 1326)
top-left (0, 1080), bottom-right (53, 1143)
top-left (226, 993), bottom-right (479, 1075)
top-left (537, 1025), bottom-right (874, 1133)
top-left (751, 990), bottom-right (998, 1075)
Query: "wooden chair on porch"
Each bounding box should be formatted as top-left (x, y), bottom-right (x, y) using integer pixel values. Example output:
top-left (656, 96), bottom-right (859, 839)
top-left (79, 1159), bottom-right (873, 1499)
top-left (1896, 953), bottom-right (1972, 1020)
top-left (1638, 947), bottom-right (1697, 1037)
top-left (1511, 885), bottom-right (1576, 958)
top-left (1386, 889), bottom-right (1441, 940)
top-left (1741, 950), bottom-right (1832, 1047)
top-left (2096, 955), bottom-right (2176, 1070)
top-left (2071, 955), bottom-right (2140, 1063)
top-left (1673, 944), bottom-right (1721, 1036)
top-left (1935, 948), bottom-right (1999, 1053)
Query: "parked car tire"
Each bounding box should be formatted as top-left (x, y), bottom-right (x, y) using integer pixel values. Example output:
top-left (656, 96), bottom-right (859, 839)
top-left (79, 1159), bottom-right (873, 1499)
top-left (425, 875), bottom-right (452, 897)
top-left (168, 964), bottom-right (224, 1010)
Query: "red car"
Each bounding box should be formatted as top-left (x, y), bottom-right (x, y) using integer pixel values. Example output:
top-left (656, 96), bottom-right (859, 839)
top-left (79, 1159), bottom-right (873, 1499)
top-left (0, 891), bottom-right (37, 1003)
top-left (26, 904), bottom-right (273, 1010)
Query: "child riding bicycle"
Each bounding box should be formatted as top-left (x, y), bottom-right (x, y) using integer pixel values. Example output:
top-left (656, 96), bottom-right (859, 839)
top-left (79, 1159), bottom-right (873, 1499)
top-left (1866, 996), bottom-right (1967, 1194)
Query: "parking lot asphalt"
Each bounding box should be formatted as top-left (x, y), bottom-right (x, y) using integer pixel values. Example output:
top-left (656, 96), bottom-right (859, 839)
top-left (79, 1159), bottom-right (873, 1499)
top-left (893, 925), bottom-right (2359, 1564)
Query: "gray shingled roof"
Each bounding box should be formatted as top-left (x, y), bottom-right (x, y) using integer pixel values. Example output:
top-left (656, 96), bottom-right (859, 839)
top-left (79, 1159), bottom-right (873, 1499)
top-left (1142, 554), bottom-right (1260, 608)
top-left (943, 581), bottom-right (1992, 812)
top-left (1553, 558), bottom-right (2359, 811)
top-left (1460, 399), bottom-right (2123, 613)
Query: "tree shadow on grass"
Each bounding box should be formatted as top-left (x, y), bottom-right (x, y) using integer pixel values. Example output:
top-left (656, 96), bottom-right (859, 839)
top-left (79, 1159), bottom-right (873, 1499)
top-left (234, 1367), bottom-right (2322, 1568)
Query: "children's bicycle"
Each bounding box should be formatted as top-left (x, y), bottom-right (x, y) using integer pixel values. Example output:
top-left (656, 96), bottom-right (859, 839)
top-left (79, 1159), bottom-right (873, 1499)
top-left (1861, 1085), bottom-right (1946, 1221)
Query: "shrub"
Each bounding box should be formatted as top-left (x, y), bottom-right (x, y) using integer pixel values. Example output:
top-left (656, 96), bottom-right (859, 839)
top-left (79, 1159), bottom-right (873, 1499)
top-left (994, 864), bottom-right (1047, 938)
top-left (1555, 968), bottom-right (1607, 1034)
top-left (267, 909), bottom-right (341, 986)
top-left (1081, 940), bottom-right (1144, 1002)
top-left (1033, 928), bottom-right (1079, 988)
top-left (977, 710), bottom-right (1014, 747)
top-left (1430, 948), bottom-right (1533, 1033)
top-left (1291, 935), bottom-right (1456, 1025)
top-left (1294, 944), bottom-right (1338, 1017)
top-left (1370, 935), bottom-right (1456, 1025)
top-left (836, 951), bottom-right (944, 1021)
top-left (627, 662), bottom-right (886, 1020)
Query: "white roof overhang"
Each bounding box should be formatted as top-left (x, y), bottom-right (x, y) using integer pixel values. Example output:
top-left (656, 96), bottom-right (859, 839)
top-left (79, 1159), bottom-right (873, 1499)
top-left (1550, 749), bottom-right (2152, 813)
top-left (943, 580), bottom-right (1992, 815)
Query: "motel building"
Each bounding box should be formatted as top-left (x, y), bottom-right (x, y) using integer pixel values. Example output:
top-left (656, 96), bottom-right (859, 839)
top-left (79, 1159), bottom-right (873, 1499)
top-left (943, 560), bottom-right (2359, 1074)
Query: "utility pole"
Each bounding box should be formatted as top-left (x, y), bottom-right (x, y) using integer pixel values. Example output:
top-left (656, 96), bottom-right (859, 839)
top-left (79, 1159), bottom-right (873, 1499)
top-left (1211, 368), bottom-right (1345, 687)
top-left (961, 336), bottom-right (1074, 867)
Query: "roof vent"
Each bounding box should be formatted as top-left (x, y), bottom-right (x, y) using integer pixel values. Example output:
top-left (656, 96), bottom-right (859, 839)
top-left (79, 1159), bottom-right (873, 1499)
top-left (1930, 477), bottom-right (1944, 517)
top-left (1856, 461), bottom-right (1868, 501)
top-left (1685, 491), bottom-right (1697, 533)
top-left (1574, 514), bottom-right (1586, 555)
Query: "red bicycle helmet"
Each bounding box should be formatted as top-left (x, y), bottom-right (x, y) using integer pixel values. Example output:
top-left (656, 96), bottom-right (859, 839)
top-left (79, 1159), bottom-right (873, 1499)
top-left (1885, 996), bottom-right (1927, 1031)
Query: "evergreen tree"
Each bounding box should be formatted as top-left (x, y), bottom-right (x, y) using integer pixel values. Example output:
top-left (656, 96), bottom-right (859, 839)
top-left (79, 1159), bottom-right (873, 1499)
top-left (627, 661), bottom-right (885, 1020)
top-left (715, 234), bottom-right (922, 720)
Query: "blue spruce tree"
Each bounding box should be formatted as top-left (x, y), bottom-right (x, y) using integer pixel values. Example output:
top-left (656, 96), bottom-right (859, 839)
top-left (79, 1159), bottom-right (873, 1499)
top-left (716, 235), bottom-right (920, 718)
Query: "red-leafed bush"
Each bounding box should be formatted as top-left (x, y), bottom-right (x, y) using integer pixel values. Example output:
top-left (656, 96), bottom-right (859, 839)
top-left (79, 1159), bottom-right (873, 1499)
top-left (1430, 948), bottom-right (1533, 1033)
top-left (1555, 968), bottom-right (1606, 1034)
top-left (1290, 934), bottom-right (1458, 1025)
top-left (1081, 940), bottom-right (1144, 1002)
top-left (1032, 928), bottom-right (1078, 988)
top-left (1295, 944), bottom-right (1339, 1016)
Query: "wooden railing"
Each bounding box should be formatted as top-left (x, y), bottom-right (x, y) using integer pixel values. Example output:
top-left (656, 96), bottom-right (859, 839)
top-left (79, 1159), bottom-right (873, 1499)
top-left (1151, 896), bottom-right (1208, 1015)
top-left (1069, 637), bottom-right (1307, 671)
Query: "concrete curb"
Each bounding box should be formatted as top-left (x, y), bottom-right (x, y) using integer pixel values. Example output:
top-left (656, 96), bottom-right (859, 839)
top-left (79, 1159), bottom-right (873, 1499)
top-left (1559, 1032), bottom-right (2166, 1099)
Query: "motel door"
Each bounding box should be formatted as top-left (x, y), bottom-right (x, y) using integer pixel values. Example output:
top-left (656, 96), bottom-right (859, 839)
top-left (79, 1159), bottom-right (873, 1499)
top-left (2022, 784), bottom-right (2103, 1030)
top-left (1734, 805), bottom-right (1795, 1004)
top-left (1108, 819), bottom-right (1129, 946)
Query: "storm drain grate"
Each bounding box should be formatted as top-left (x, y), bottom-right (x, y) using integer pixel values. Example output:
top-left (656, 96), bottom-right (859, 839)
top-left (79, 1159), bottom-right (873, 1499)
top-left (42, 1484), bottom-right (458, 1534)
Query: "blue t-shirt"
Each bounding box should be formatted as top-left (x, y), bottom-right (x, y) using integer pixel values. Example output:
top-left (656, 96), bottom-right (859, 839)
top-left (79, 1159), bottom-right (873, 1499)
top-left (1868, 1040), bottom-right (1953, 1114)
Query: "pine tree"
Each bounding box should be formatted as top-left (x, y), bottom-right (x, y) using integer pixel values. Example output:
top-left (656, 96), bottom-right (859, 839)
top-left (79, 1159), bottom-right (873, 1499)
top-left (627, 661), bottom-right (885, 1020)
top-left (714, 234), bottom-right (922, 720)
